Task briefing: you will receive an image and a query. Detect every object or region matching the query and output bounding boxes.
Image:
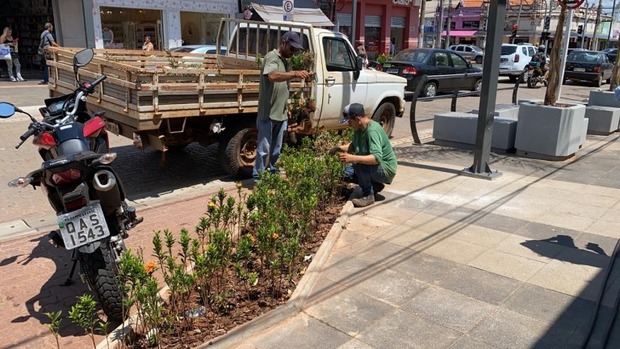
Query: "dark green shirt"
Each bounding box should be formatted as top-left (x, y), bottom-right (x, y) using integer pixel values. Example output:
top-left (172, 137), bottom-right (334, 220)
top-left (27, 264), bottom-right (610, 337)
top-left (257, 50), bottom-right (290, 121)
top-left (351, 120), bottom-right (397, 183)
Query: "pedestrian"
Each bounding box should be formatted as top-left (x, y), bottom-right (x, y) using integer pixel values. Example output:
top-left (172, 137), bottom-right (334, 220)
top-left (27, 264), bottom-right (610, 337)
top-left (390, 37), bottom-right (396, 56)
top-left (357, 45), bottom-right (369, 69)
top-left (329, 103), bottom-right (397, 207)
top-left (142, 35), bottom-right (154, 51)
top-left (253, 31), bottom-right (309, 182)
top-left (1, 27), bottom-right (25, 81)
top-left (38, 23), bottom-right (60, 85)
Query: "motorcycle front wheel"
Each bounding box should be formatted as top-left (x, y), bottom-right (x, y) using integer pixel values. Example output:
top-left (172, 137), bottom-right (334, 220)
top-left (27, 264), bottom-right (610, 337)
top-left (80, 243), bottom-right (127, 322)
top-left (527, 76), bottom-right (538, 88)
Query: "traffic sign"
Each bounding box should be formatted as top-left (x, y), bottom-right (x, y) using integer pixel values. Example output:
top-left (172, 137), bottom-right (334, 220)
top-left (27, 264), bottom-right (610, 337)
top-left (283, 0), bottom-right (294, 21)
top-left (560, 0), bottom-right (585, 10)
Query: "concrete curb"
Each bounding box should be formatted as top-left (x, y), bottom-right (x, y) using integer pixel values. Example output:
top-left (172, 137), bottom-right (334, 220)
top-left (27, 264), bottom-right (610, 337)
top-left (97, 200), bottom-right (354, 349)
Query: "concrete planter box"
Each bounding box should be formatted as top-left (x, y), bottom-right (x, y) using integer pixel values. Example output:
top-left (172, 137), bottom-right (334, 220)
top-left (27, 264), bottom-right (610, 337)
top-left (433, 111), bottom-right (518, 151)
top-left (514, 103), bottom-right (586, 160)
top-left (588, 90), bottom-right (620, 108)
top-left (585, 106), bottom-right (620, 134)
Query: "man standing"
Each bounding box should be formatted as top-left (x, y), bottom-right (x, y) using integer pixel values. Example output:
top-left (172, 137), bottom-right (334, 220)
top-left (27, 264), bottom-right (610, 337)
top-left (38, 23), bottom-right (60, 85)
top-left (253, 31), bottom-right (309, 182)
top-left (330, 103), bottom-right (397, 207)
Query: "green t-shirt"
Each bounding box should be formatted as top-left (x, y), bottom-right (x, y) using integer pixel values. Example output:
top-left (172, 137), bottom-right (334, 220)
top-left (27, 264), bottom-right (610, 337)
top-left (257, 50), bottom-right (290, 121)
top-left (351, 120), bottom-right (397, 183)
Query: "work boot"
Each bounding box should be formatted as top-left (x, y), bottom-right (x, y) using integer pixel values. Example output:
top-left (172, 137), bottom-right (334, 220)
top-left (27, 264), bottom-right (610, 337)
top-left (352, 194), bottom-right (375, 207)
top-left (372, 181), bottom-right (385, 194)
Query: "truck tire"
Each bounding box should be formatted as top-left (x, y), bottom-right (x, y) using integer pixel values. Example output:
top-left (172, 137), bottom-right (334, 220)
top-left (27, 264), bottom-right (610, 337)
top-left (372, 103), bottom-right (396, 137)
top-left (218, 127), bottom-right (257, 178)
top-left (80, 243), bottom-right (126, 322)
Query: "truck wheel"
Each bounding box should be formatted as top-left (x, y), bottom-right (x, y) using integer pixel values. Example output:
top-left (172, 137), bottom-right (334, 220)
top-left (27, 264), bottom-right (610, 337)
top-left (218, 128), bottom-right (257, 178)
top-left (371, 103), bottom-right (396, 137)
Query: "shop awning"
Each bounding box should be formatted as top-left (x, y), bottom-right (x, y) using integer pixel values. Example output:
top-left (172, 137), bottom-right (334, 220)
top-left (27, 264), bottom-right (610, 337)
top-left (441, 30), bottom-right (477, 37)
top-left (251, 3), bottom-right (334, 27)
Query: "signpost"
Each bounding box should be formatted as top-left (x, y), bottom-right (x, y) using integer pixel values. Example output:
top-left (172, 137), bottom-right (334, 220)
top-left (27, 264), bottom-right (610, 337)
top-left (283, 0), bottom-right (294, 21)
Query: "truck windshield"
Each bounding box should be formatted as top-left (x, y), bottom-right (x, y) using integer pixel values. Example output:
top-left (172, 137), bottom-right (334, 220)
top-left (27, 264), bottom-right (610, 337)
top-left (323, 37), bottom-right (355, 71)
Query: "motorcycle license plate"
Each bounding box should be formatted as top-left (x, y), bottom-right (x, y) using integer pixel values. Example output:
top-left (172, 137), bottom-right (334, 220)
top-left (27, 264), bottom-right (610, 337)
top-left (57, 203), bottom-right (110, 249)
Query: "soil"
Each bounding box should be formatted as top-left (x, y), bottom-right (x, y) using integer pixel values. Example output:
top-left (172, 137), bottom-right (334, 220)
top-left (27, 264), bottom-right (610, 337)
top-left (127, 195), bottom-right (348, 349)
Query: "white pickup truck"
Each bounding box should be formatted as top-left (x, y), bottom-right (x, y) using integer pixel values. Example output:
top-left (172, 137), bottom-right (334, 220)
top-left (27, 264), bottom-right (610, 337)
top-left (47, 19), bottom-right (407, 177)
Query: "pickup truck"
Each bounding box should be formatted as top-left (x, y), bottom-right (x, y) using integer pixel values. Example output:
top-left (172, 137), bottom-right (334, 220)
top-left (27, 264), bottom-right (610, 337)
top-left (47, 19), bottom-right (407, 177)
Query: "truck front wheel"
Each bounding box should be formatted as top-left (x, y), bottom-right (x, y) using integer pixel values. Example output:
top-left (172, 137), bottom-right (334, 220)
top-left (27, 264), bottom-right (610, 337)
top-left (218, 128), bottom-right (257, 178)
top-left (372, 103), bottom-right (396, 137)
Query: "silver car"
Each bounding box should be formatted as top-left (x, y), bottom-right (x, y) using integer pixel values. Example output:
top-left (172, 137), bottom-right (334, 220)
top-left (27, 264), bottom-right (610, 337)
top-left (448, 44), bottom-right (484, 64)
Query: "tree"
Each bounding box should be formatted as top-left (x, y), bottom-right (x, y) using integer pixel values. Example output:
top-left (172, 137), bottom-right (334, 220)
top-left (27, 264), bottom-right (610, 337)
top-left (544, 2), bottom-right (568, 106)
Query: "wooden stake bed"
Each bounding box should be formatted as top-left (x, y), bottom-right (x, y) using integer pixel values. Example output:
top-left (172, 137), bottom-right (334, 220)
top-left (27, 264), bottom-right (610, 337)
top-left (46, 47), bottom-right (306, 136)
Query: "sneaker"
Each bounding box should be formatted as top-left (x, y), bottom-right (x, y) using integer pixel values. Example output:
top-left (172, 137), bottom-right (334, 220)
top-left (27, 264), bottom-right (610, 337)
top-left (372, 181), bottom-right (385, 194)
top-left (352, 194), bottom-right (375, 207)
top-left (9, 76), bottom-right (16, 82)
top-left (16, 75), bottom-right (25, 82)
top-left (38, 81), bottom-right (47, 85)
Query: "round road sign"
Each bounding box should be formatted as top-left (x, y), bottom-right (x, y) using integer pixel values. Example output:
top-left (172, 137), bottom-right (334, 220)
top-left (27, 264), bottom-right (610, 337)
top-left (284, 0), bottom-right (294, 13)
top-left (559, 0), bottom-right (585, 10)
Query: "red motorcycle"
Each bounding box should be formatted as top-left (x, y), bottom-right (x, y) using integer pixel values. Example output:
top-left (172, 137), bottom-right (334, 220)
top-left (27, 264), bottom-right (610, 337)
top-left (0, 48), bottom-right (142, 322)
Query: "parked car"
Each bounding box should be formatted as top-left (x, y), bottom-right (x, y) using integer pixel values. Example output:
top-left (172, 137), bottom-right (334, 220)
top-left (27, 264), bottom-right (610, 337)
top-left (499, 43), bottom-right (536, 82)
top-left (448, 44), bottom-right (484, 64)
top-left (564, 50), bottom-right (614, 86)
top-left (170, 45), bottom-right (227, 55)
top-left (601, 47), bottom-right (617, 63)
top-left (382, 48), bottom-right (482, 97)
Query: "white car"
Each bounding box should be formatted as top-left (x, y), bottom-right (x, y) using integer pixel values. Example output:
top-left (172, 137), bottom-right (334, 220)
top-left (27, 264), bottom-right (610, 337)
top-left (499, 43), bottom-right (536, 82)
top-left (170, 45), bottom-right (227, 55)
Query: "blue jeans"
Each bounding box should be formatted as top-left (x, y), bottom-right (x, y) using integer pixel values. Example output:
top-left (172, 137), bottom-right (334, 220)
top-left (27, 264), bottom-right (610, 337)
top-left (253, 119), bottom-right (287, 181)
top-left (42, 56), bottom-right (49, 83)
top-left (344, 163), bottom-right (389, 196)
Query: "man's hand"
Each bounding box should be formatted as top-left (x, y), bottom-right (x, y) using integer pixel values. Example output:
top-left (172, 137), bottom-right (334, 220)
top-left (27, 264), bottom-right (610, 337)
top-left (294, 70), bottom-right (310, 79)
top-left (339, 152), bottom-right (354, 163)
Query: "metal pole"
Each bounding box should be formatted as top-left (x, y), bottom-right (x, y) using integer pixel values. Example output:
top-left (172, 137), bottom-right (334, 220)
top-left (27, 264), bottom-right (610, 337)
top-left (557, 9), bottom-right (573, 102)
top-left (351, 0), bottom-right (357, 47)
top-left (513, 0), bottom-right (523, 43)
top-left (436, 0), bottom-right (444, 48)
top-left (544, 0), bottom-right (554, 56)
top-left (419, 0), bottom-right (426, 48)
top-left (582, 0), bottom-right (589, 48)
top-left (465, 0), bottom-right (506, 179)
top-left (591, 0), bottom-right (603, 50)
top-left (607, 0), bottom-right (617, 44)
top-left (446, 0), bottom-right (452, 49)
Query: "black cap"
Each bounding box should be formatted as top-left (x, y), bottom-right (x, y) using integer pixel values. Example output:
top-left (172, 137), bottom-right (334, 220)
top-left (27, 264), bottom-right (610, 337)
top-left (282, 31), bottom-right (304, 50)
top-left (340, 103), bottom-right (365, 124)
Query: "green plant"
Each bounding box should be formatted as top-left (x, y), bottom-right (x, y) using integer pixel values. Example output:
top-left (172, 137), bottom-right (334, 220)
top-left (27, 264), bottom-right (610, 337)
top-left (289, 51), bottom-right (314, 71)
top-left (68, 294), bottom-right (101, 349)
top-left (289, 91), bottom-right (316, 123)
top-left (377, 53), bottom-right (393, 65)
top-left (44, 310), bottom-right (62, 349)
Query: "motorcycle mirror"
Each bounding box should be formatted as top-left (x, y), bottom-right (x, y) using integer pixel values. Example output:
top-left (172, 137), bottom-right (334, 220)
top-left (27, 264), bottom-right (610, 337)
top-left (0, 102), bottom-right (16, 118)
top-left (73, 48), bottom-right (94, 74)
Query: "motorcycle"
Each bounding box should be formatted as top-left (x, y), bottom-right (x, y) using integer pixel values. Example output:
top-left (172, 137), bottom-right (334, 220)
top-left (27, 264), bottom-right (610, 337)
top-left (526, 60), bottom-right (549, 88)
top-left (0, 48), bottom-right (142, 322)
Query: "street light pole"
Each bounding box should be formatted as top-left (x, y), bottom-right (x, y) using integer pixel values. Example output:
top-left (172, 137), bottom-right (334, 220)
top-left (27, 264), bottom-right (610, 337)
top-left (582, 1), bottom-right (589, 48)
top-left (513, 0), bottom-right (523, 44)
top-left (419, 0), bottom-right (426, 47)
top-left (607, 0), bottom-right (617, 44)
top-left (436, 0), bottom-right (444, 48)
top-left (591, 0), bottom-right (603, 50)
top-left (446, 0), bottom-right (452, 48)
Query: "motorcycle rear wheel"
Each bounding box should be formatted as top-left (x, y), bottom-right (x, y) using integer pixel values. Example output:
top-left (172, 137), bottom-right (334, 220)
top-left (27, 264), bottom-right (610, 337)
top-left (80, 243), bottom-right (127, 322)
top-left (527, 77), bottom-right (537, 88)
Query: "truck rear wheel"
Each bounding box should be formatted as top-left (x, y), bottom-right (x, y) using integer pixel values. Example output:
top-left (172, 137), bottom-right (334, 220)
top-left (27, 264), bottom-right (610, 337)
top-left (218, 127), bottom-right (257, 178)
top-left (372, 103), bottom-right (396, 137)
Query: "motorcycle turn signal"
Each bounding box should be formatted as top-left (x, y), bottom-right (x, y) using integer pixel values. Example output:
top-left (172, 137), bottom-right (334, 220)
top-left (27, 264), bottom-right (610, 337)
top-left (8, 176), bottom-right (32, 188)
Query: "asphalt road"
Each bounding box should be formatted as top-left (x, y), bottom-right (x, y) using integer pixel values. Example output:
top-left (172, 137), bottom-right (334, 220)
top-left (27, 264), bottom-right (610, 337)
top-left (0, 76), bottom-right (597, 225)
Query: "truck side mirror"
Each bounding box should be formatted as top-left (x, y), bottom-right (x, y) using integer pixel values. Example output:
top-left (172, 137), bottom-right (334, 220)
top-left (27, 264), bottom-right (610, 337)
top-left (356, 56), bottom-right (364, 71)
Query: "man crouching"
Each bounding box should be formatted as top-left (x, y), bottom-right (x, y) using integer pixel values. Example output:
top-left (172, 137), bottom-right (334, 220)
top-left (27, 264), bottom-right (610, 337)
top-left (329, 103), bottom-right (397, 207)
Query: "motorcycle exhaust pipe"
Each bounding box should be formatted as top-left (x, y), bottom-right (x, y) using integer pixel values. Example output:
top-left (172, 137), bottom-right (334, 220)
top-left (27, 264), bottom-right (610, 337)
top-left (93, 169), bottom-right (122, 216)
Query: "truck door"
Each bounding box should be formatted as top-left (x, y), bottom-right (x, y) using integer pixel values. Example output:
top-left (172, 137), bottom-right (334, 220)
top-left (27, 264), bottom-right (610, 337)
top-left (316, 34), bottom-right (369, 126)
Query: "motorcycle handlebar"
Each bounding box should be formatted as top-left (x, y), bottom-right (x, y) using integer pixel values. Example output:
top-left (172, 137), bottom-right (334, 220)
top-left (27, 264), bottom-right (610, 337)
top-left (84, 75), bottom-right (107, 94)
top-left (16, 126), bottom-right (36, 149)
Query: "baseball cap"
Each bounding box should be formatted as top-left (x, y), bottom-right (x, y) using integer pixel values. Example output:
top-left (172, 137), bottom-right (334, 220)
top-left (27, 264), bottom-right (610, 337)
top-left (282, 31), bottom-right (304, 50)
top-left (340, 103), bottom-right (365, 124)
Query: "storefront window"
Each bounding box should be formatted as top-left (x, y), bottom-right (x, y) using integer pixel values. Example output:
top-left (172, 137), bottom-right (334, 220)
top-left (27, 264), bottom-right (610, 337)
top-left (365, 15), bottom-right (382, 60)
top-left (101, 7), bottom-right (162, 50)
top-left (180, 12), bottom-right (229, 47)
